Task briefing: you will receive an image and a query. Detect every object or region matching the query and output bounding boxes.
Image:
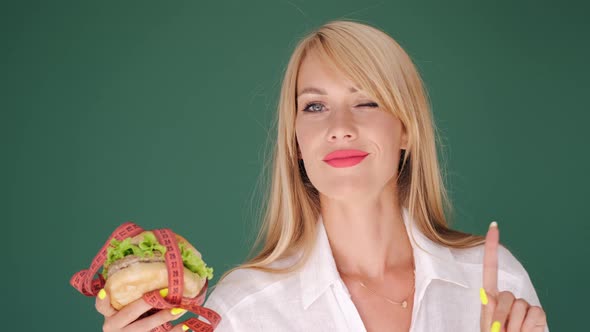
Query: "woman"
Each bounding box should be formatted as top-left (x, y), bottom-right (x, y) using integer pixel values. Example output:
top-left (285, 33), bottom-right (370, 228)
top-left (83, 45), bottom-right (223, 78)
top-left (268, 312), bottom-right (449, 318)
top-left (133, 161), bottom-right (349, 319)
top-left (95, 20), bottom-right (548, 332)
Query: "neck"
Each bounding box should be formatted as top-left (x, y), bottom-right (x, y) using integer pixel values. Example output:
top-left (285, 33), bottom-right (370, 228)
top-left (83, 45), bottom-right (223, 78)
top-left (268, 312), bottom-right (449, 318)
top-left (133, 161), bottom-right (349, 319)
top-left (320, 186), bottom-right (414, 281)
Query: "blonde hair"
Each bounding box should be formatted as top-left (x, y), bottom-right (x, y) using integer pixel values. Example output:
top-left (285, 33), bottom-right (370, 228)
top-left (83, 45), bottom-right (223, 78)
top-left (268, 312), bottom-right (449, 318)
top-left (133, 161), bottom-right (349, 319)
top-left (217, 19), bottom-right (485, 284)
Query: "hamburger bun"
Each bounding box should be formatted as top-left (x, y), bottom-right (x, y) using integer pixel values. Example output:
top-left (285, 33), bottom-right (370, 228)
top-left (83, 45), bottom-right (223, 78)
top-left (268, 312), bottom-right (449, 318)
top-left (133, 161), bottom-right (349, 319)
top-left (103, 231), bottom-right (207, 310)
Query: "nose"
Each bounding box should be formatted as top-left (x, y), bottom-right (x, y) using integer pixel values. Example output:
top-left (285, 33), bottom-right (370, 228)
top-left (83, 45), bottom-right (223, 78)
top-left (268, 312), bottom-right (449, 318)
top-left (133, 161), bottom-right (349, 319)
top-left (326, 108), bottom-right (357, 142)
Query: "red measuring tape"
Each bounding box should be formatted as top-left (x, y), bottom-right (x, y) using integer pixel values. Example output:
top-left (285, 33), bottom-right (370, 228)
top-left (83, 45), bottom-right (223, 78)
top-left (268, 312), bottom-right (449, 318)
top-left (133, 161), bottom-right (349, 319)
top-left (70, 222), bottom-right (221, 332)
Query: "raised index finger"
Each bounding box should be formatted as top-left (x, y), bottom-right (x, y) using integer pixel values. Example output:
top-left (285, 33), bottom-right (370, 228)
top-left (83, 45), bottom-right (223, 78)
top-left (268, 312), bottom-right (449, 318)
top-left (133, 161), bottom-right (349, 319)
top-left (482, 221), bottom-right (499, 294)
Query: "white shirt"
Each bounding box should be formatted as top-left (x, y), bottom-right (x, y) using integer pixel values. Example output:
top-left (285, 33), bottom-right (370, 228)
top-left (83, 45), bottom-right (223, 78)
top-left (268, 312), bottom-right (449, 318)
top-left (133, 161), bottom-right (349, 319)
top-left (201, 207), bottom-right (548, 331)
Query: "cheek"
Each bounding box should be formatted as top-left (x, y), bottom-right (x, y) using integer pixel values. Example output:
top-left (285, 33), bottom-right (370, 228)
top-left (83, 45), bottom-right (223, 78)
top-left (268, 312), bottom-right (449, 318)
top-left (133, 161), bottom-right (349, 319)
top-left (295, 122), bottom-right (317, 155)
top-left (368, 117), bottom-right (405, 169)
top-left (368, 116), bottom-right (397, 141)
top-left (376, 116), bottom-right (403, 147)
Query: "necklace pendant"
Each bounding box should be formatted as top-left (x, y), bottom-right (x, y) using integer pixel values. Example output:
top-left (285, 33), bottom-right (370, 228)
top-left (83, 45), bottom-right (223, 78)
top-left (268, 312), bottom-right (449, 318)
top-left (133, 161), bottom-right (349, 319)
top-left (401, 300), bottom-right (408, 308)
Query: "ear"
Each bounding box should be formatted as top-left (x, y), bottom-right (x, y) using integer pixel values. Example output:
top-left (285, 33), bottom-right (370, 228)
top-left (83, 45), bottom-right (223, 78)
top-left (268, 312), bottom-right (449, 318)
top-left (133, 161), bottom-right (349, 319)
top-left (400, 125), bottom-right (408, 150)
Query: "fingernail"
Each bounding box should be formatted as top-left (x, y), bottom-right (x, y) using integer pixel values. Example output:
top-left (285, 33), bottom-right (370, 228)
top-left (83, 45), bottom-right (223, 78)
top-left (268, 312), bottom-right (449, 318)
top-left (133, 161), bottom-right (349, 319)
top-left (489, 221), bottom-right (498, 229)
top-left (159, 288), bottom-right (168, 297)
top-left (479, 288), bottom-right (488, 305)
top-left (98, 289), bottom-right (106, 300)
top-left (491, 321), bottom-right (501, 332)
top-left (182, 324), bottom-right (190, 331)
top-left (170, 308), bottom-right (187, 315)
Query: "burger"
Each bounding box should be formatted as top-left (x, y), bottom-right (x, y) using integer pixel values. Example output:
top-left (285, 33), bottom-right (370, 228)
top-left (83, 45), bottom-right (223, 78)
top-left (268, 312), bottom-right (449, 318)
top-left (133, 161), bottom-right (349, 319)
top-left (101, 230), bottom-right (213, 310)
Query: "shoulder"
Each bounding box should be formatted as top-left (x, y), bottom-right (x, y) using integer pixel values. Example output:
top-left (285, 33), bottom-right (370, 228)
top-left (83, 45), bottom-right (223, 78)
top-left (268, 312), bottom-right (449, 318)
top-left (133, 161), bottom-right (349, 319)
top-left (203, 255), bottom-right (301, 316)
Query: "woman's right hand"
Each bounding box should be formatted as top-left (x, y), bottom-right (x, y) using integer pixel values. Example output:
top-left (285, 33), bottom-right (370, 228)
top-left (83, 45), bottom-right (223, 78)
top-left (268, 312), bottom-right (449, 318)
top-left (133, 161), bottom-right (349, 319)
top-left (95, 288), bottom-right (191, 332)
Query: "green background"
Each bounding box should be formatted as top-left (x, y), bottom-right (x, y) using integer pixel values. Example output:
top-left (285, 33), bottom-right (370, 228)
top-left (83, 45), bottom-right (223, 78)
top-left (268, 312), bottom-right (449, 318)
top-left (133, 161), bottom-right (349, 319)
top-left (3, 0), bottom-right (587, 330)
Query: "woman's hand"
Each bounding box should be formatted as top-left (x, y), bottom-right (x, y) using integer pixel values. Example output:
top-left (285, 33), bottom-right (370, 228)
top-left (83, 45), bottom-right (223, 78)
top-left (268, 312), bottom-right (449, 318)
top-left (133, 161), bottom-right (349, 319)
top-left (95, 288), bottom-right (191, 332)
top-left (480, 222), bottom-right (547, 332)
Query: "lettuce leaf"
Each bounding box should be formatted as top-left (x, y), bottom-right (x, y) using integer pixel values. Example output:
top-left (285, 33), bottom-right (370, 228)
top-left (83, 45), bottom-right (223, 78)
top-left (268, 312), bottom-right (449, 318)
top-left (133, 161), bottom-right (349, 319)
top-left (178, 240), bottom-right (214, 280)
top-left (101, 232), bottom-right (213, 280)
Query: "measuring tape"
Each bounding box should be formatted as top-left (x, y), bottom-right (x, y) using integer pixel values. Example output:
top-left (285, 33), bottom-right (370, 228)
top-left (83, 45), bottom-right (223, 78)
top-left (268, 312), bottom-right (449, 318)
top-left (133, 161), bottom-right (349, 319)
top-left (70, 221), bottom-right (221, 332)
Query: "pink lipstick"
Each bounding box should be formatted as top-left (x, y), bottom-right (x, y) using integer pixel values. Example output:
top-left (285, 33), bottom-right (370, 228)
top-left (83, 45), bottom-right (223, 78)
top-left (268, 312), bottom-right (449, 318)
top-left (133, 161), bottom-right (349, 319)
top-left (323, 149), bottom-right (369, 168)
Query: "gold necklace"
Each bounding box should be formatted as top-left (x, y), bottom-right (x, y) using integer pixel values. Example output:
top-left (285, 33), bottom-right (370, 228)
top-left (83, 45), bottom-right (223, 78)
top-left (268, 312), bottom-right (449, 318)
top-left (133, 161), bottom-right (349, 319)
top-left (340, 268), bottom-right (416, 309)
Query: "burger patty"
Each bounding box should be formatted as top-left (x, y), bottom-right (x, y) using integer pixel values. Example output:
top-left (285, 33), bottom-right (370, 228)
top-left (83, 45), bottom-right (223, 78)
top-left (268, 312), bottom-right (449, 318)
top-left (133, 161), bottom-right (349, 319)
top-left (106, 252), bottom-right (166, 278)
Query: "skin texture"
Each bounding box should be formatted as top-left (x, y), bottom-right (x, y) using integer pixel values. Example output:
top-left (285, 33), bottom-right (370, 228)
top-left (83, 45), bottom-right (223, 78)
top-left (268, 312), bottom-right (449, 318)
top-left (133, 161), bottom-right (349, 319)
top-left (295, 53), bottom-right (414, 331)
top-left (295, 53), bottom-right (411, 279)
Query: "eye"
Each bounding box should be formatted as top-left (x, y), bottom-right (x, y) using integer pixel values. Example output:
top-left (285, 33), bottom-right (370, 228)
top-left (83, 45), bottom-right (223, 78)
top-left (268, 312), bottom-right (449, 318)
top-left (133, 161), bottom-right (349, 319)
top-left (360, 102), bottom-right (379, 108)
top-left (301, 102), bottom-right (379, 113)
top-left (301, 102), bottom-right (326, 113)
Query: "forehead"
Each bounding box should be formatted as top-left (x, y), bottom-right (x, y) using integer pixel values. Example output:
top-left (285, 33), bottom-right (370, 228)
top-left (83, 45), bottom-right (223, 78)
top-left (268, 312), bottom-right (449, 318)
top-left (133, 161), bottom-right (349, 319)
top-left (296, 54), bottom-right (361, 95)
top-left (297, 54), bottom-right (347, 84)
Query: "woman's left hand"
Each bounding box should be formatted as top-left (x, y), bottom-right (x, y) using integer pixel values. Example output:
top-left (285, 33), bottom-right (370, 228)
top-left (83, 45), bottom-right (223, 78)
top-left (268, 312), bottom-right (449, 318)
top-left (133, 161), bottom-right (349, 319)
top-left (479, 222), bottom-right (547, 332)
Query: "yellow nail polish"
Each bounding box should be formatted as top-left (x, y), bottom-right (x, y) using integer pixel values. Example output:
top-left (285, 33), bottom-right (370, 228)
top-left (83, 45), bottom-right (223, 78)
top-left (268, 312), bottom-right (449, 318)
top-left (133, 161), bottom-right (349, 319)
top-left (182, 324), bottom-right (190, 331)
top-left (98, 289), bottom-right (106, 300)
top-left (491, 321), bottom-right (501, 332)
top-left (479, 288), bottom-right (488, 305)
top-left (159, 288), bottom-right (168, 297)
top-left (170, 308), bottom-right (187, 315)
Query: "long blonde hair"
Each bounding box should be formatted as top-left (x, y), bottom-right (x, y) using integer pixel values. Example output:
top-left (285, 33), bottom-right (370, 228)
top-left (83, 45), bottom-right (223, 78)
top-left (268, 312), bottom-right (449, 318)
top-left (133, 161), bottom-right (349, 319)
top-left (217, 19), bottom-right (484, 284)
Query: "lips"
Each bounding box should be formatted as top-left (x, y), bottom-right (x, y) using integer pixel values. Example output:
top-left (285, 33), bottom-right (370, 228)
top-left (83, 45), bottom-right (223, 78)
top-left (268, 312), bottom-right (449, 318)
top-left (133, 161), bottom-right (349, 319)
top-left (324, 155), bottom-right (368, 168)
top-left (322, 149), bottom-right (369, 168)
top-left (323, 149), bottom-right (369, 161)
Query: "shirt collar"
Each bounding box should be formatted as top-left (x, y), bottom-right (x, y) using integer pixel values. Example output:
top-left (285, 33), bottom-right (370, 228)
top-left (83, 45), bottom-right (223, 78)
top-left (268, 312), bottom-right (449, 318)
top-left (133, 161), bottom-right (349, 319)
top-left (299, 206), bottom-right (470, 310)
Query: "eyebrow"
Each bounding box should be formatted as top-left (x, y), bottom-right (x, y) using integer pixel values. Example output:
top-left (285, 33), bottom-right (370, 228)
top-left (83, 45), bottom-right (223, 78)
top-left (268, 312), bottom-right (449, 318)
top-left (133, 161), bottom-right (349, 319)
top-left (297, 86), bottom-right (359, 98)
